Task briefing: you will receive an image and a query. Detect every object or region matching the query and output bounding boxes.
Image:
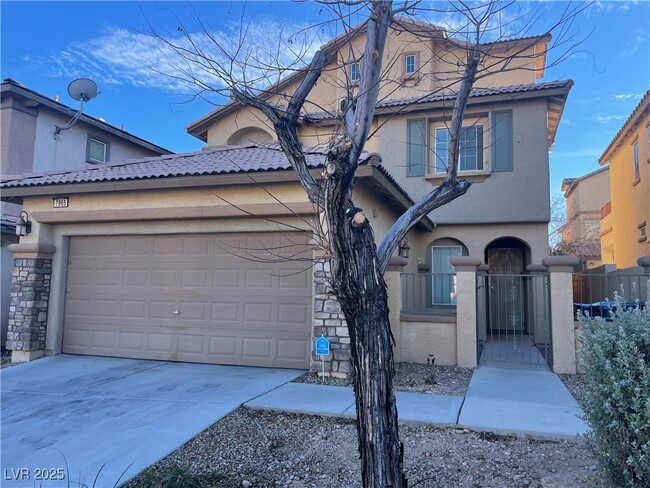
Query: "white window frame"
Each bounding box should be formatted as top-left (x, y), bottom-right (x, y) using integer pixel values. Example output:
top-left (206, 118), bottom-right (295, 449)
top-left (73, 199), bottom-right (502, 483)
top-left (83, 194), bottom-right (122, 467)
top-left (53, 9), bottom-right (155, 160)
top-left (434, 124), bottom-right (484, 174)
top-left (86, 135), bottom-right (109, 164)
top-left (431, 245), bottom-right (461, 305)
top-left (405, 54), bottom-right (417, 75)
top-left (350, 62), bottom-right (360, 83)
top-left (633, 140), bottom-right (640, 180)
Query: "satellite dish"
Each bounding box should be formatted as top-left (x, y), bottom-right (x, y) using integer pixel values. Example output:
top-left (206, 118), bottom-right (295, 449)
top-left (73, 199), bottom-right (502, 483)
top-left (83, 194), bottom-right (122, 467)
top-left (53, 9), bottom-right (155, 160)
top-left (53, 78), bottom-right (100, 138)
top-left (67, 78), bottom-right (98, 103)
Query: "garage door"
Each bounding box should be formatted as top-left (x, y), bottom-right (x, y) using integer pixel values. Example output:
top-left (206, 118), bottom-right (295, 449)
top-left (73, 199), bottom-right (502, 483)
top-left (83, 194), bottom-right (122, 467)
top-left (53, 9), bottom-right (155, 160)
top-left (62, 233), bottom-right (312, 368)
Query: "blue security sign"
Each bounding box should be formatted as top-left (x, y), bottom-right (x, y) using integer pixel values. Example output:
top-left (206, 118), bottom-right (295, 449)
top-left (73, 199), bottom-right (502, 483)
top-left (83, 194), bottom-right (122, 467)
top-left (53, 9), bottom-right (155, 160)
top-left (314, 335), bottom-right (330, 356)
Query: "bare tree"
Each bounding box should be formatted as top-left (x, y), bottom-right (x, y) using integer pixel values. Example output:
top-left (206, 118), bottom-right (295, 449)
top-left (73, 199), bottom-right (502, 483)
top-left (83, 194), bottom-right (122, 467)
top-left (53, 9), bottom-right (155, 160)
top-left (148, 2), bottom-right (588, 486)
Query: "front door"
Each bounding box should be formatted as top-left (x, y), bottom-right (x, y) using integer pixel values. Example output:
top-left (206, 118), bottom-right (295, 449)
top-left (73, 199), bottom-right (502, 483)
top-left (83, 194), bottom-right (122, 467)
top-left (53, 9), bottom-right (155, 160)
top-left (487, 248), bottom-right (525, 333)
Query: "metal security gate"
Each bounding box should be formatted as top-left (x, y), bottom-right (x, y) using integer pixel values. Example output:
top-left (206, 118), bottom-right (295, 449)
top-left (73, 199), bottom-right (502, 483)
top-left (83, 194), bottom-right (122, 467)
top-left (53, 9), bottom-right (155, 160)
top-left (476, 273), bottom-right (552, 367)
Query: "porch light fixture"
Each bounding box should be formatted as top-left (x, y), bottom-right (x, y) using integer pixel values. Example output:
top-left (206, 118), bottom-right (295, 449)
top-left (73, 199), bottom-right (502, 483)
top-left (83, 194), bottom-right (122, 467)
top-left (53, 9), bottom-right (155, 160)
top-left (398, 238), bottom-right (410, 259)
top-left (15, 211), bottom-right (32, 236)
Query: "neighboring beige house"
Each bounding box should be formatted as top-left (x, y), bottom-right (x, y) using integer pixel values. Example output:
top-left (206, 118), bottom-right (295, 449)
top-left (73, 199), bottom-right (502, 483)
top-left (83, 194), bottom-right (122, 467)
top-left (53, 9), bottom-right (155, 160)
top-left (0, 79), bottom-right (171, 350)
top-left (560, 166), bottom-right (610, 268)
top-left (599, 89), bottom-right (650, 268)
top-left (1, 20), bottom-right (579, 374)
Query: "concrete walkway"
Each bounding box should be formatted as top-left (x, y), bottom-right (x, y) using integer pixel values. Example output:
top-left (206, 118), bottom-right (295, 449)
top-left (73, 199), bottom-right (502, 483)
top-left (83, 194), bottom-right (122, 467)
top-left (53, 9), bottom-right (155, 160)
top-left (1, 356), bottom-right (304, 488)
top-left (246, 362), bottom-right (589, 440)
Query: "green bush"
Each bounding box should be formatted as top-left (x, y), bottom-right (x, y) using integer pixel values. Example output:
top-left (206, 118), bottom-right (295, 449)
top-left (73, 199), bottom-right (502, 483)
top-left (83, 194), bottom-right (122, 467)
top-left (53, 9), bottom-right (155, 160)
top-left (578, 293), bottom-right (650, 488)
top-left (132, 465), bottom-right (224, 488)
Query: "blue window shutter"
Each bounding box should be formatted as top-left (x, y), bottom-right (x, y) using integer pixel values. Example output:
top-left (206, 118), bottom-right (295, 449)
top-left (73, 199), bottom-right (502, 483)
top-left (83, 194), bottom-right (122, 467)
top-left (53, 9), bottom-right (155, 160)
top-left (407, 119), bottom-right (427, 177)
top-left (492, 110), bottom-right (513, 172)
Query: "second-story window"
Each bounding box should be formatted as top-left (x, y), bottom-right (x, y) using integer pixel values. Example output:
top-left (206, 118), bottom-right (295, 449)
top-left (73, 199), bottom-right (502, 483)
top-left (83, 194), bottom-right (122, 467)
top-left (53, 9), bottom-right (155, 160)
top-left (405, 54), bottom-right (416, 75)
top-left (434, 125), bottom-right (484, 173)
top-left (633, 140), bottom-right (640, 181)
top-left (86, 135), bottom-right (110, 164)
top-left (350, 62), bottom-right (360, 83)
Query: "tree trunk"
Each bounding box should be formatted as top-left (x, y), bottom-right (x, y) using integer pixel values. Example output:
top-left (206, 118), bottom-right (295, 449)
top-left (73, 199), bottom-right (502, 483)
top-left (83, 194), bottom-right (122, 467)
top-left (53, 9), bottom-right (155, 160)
top-left (325, 136), bottom-right (405, 488)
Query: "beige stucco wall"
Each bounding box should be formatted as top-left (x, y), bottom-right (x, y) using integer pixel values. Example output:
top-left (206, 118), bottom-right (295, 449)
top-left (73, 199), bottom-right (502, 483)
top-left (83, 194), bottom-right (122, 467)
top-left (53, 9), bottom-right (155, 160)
top-left (398, 319), bottom-right (457, 365)
top-left (377, 98), bottom-right (551, 226)
top-left (404, 222), bottom-right (549, 268)
top-left (600, 110), bottom-right (650, 268)
top-left (563, 167), bottom-right (609, 244)
top-left (203, 26), bottom-right (542, 149)
top-left (23, 183), bottom-right (310, 214)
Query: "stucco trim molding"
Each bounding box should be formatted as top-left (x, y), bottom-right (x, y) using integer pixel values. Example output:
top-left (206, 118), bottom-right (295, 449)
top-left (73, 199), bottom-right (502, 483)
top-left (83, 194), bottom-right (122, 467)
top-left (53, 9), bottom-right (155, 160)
top-left (8, 243), bottom-right (56, 259)
top-left (386, 256), bottom-right (408, 272)
top-left (450, 256), bottom-right (481, 271)
top-left (31, 203), bottom-right (316, 224)
top-left (542, 255), bottom-right (580, 272)
top-left (637, 255), bottom-right (650, 273)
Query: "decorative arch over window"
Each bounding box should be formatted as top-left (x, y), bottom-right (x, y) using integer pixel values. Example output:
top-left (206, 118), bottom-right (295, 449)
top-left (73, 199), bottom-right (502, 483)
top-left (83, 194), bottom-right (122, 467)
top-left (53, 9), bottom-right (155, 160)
top-left (226, 127), bottom-right (273, 146)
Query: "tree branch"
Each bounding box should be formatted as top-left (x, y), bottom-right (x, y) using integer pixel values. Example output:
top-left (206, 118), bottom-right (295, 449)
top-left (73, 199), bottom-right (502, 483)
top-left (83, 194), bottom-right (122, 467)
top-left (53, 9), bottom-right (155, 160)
top-left (377, 179), bottom-right (471, 272)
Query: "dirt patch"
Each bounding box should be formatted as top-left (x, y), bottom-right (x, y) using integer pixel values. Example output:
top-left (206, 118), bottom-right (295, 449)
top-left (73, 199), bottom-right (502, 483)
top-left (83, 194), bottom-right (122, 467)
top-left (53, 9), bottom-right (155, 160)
top-left (294, 362), bottom-right (472, 397)
top-left (124, 408), bottom-right (604, 488)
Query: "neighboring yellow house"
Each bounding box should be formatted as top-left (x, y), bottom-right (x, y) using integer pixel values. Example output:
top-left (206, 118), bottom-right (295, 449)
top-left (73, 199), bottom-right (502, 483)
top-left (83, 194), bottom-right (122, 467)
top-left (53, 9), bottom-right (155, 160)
top-left (1, 18), bottom-right (578, 373)
top-left (599, 89), bottom-right (650, 268)
top-left (560, 166), bottom-right (610, 268)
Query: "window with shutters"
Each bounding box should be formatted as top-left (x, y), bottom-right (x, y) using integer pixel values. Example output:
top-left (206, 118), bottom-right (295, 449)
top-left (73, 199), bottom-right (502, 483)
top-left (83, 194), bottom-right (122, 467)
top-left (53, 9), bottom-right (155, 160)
top-left (406, 111), bottom-right (513, 178)
top-left (433, 125), bottom-right (484, 173)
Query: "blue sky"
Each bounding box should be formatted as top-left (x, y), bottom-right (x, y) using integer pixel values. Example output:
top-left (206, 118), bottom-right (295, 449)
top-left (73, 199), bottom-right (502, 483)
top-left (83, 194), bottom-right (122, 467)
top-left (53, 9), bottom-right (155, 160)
top-left (1, 1), bottom-right (649, 197)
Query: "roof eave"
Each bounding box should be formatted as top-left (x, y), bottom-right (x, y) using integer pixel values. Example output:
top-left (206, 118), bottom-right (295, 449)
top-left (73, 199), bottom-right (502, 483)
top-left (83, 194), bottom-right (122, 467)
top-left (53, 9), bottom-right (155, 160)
top-left (598, 89), bottom-right (650, 165)
top-left (1, 81), bottom-right (173, 155)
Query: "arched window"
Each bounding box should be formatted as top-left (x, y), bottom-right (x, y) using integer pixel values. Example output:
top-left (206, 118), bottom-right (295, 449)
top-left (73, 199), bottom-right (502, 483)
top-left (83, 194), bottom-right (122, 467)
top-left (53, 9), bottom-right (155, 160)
top-left (429, 238), bottom-right (467, 305)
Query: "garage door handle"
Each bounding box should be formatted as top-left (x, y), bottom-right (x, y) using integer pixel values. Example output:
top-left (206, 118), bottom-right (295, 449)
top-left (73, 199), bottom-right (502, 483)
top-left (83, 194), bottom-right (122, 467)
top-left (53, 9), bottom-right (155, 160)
top-left (173, 310), bottom-right (180, 315)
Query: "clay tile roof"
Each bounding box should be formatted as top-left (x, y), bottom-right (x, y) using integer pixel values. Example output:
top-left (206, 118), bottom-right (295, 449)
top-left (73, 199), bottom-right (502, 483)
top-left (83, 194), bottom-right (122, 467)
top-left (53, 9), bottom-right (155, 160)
top-left (303, 80), bottom-right (573, 122)
top-left (0, 143), bottom-right (380, 189)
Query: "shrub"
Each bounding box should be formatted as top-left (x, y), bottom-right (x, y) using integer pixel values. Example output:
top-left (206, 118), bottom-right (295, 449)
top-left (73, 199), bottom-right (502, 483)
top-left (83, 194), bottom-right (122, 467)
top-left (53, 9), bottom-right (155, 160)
top-left (578, 292), bottom-right (650, 488)
top-left (132, 465), bottom-right (224, 488)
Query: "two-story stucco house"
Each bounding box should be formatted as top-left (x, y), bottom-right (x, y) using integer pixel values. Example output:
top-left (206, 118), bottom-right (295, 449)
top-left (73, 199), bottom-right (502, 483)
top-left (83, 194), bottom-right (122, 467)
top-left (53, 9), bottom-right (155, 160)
top-left (0, 20), bottom-right (576, 373)
top-left (599, 89), bottom-right (650, 268)
top-left (560, 166), bottom-right (610, 268)
top-left (0, 79), bottom-right (171, 350)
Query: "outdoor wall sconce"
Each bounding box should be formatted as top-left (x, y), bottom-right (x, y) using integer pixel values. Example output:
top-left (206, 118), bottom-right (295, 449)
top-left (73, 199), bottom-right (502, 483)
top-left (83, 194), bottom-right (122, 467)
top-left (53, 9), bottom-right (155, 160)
top-left (398, 238), bottom-right (410, 259)
top-left (15, 211), bottom-right (32, 236)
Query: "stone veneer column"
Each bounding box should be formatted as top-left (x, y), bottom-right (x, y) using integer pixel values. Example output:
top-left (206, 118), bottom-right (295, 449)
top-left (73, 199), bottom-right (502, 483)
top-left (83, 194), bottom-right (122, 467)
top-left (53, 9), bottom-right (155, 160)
top-left (312, 258), bottom-right (351, 376)
top-left (450, 256), bottom-right (482, 369)
top-left (542, 255), bottom-right (580, 375)
top-left (6, 244), bottom-right (56, 363)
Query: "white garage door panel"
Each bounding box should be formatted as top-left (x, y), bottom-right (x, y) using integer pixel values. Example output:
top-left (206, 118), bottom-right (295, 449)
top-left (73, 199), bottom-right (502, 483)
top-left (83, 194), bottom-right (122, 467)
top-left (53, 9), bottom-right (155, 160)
top-left (63, 233), bottom-right (312, 368)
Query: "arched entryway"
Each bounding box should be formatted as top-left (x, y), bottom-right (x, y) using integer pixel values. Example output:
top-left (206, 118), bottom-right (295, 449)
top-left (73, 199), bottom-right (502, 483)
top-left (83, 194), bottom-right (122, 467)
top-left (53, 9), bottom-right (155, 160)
top-left (479, 237), bottom-right (549, 365)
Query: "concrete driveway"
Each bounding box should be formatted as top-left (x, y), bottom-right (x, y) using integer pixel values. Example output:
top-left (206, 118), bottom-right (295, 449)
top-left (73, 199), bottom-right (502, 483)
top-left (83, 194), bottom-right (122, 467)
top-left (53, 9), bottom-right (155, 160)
top-left (1, 355), bottom-right (303, 487)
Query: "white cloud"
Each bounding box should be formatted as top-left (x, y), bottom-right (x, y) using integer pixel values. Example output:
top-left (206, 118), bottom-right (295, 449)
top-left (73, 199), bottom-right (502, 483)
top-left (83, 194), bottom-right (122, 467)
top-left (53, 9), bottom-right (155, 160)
top-left (35, 18), bottom-right (328, 95)
top-left (619, 28), bottom-right (648, 57)
top-left (612, 93), bottom-right (643, 101)
top-left (594, 114), bottom-right (626, 124)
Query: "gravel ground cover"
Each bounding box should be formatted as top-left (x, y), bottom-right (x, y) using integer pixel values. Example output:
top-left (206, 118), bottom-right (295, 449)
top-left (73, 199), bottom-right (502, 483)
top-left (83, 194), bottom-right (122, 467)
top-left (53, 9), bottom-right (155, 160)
top-left (125, 407), bottom-right (604, 488)
top-left (1, 348), bottom-right (15, 369)
top-left (558, 373), bottom-right (589, 409)
top-left (294, 362), bottom-right (472, 396)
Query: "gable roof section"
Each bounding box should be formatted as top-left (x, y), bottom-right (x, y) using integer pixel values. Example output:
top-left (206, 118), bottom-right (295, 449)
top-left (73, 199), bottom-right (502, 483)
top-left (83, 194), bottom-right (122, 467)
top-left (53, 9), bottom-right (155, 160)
top-left (305, 79), bottom-right (573, 147)
top-left (0, 144), bottom-right (374, 189)
top-left (599, 88), bottom-right (650, 165)
top-left (186, 18), bottom-right (551, 141)
top-left (0, 143), bottom-right (430, 229)
top-left (306, 80), bottom-right (572, 118)
top-left (561, 165), bottom-right (609, 197)
top-left (1, 78), bottom-right (173, 155)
